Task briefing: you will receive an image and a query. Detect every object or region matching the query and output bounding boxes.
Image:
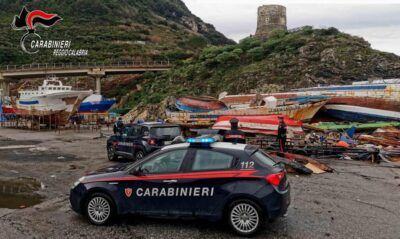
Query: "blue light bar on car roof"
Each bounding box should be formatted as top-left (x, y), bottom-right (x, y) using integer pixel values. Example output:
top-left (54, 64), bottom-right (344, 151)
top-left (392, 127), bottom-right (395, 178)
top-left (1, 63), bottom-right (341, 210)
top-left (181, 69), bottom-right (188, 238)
top-left (187, 138), bottom-right (216, 144)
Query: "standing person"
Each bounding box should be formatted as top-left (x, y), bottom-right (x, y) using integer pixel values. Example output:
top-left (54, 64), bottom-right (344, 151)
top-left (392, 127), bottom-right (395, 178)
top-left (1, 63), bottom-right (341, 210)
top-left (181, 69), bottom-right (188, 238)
top-left (277, 116), bottom-right (287, 152)
top-left (114, 117), bottom-right (124, 135)
top-left (223, 118), bottom-right (246, 144)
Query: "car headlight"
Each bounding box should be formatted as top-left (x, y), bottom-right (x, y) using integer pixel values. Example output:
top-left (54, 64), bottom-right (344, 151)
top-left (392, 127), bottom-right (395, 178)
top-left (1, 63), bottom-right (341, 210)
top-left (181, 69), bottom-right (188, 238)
top-left (72, 177), bottom-right (85, 188)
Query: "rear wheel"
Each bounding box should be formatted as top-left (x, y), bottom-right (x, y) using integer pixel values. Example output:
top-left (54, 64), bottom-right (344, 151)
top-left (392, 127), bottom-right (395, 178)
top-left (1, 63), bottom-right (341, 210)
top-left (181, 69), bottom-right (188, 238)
top-left (107, 145), bottom-right (117, 161)
top-left (228, 200), bottom-right (263, 236)
top-left (85, 193), bottom-right (115, 225)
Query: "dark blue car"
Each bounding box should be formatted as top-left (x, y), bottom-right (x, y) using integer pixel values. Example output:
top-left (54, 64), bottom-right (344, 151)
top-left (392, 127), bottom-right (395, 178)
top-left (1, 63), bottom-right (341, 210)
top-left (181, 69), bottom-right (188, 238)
top-left (107, 122), bottom-right (182, 161)
top-left (70, 139), bottom-right (290, 236)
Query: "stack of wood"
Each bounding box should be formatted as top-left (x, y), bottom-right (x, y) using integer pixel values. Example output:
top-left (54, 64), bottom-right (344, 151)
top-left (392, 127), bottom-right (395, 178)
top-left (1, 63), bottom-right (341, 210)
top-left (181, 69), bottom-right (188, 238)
top-left (359, 127), bottom-right (400, 147)
top-left (358, 127), bottom-right (400, 164)
top-left (269, 152), bottom-right (334, 175)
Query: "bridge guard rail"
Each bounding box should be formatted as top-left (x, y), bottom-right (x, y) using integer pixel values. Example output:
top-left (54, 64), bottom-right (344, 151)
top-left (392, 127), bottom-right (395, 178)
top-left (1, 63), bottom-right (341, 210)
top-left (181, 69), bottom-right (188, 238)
top-left (0, 61), bottom-right (171, 72)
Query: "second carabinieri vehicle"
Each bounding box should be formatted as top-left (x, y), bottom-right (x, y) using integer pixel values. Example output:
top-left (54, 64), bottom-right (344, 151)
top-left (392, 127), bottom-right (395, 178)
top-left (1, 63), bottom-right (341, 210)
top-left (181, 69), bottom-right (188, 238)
top-left (70, 138), bottom-right (290, 236)
top-left (107, 122), bottom-right (182, 161)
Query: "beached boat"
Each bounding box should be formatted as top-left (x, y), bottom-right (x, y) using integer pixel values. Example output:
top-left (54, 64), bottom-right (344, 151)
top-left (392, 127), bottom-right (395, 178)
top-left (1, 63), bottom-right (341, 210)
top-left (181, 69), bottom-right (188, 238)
top-left (78, 94), bottom-right (116, 113)
top-left (175, 96), bottom-right (227, 112)
top-left (0, 96), bottom-right (15, 114)
top-left (293, 79), bottom-right (400, 122)
top-left (219, 93), bottom-right (299, 109)
top-left (219, 93), bottom-right (327, 108)
top-left (166, 99), bottom-right (326, 126)
top-left (304, 121), bottom-right (400, 131)
top-left (212, 115), bottom-right (303, 135)
top-left (323, 97), bottom-right (400, 122)
top-left (14, 78), bottom-right (92, 125)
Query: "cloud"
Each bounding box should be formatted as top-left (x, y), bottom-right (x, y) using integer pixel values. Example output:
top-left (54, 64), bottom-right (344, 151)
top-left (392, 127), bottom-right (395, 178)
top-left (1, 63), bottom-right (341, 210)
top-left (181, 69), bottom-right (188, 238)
top-left (183, 0), bottom-right (400, 55)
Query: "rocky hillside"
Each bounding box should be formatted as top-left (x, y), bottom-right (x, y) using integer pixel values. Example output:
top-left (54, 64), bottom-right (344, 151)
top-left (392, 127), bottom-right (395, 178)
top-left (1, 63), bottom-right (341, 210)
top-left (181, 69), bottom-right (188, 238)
top-left (125, 27), bottom-right (400, 106)
top-left (125, 26), bottom-right (400, 113)
top-left (0, 0), bottom-right (234, 65)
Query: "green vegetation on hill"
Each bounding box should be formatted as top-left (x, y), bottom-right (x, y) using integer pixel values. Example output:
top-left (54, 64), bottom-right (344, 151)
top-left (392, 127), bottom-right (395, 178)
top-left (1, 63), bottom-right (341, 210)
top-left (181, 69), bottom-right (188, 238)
top-left (125, 26), bottom-right (400, 108)
top-left (0, 0), bottom-right (234, 65)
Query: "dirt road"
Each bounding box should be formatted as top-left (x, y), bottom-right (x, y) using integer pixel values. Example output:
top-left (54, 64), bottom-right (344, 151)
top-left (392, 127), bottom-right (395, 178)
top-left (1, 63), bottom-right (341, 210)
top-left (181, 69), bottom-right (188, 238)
top-left (0, 128), bottom-right (399, 239)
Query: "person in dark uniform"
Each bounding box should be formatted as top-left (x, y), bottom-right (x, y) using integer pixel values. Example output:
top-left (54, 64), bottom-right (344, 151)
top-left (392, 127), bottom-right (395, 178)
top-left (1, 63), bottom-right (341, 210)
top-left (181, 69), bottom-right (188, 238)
top-left (113, 117), bottom-right (124, 135)
top-left (277, 116), bottom-right (287, 152)
top-left (223, 118), bottom-right (246, 144)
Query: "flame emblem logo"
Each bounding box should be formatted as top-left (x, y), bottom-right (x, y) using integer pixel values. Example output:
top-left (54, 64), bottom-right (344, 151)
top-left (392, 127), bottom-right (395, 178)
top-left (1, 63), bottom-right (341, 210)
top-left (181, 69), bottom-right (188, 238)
top-left (11, 6), bottom-right (62, 54)
top-left (124, 188), bottom-right (133, 198)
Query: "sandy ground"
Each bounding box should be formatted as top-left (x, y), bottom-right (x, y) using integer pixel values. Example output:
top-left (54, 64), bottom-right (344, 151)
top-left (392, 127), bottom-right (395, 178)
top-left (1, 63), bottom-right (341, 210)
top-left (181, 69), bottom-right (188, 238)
top-left (0, 127), bottom-right (399, 239)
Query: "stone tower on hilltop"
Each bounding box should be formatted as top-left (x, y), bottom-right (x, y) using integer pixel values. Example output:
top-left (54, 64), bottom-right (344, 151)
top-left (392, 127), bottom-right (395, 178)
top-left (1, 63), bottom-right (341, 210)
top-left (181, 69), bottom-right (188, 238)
top-left (255, 5), bottom-right (287, 39)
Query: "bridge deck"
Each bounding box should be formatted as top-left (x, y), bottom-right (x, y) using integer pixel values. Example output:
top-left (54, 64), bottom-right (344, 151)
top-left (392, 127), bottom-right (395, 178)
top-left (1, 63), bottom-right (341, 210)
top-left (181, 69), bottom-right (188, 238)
top-left (0, 61), bottom-right (172, 95)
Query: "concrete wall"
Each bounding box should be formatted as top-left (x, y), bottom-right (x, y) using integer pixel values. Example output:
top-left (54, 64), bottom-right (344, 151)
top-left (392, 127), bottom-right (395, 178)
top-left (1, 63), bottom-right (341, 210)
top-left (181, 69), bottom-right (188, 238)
top-left (255, 5), bottom-right (287, 39)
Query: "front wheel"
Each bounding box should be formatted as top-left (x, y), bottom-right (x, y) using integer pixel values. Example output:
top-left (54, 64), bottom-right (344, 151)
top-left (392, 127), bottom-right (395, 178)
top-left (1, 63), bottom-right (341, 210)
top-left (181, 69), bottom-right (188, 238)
top-left (85, 193), bottom-right (115, 225)
top-left (228, 200), bottom-right (263, 236)
top-left (107, 145), bottom-right (117, 161)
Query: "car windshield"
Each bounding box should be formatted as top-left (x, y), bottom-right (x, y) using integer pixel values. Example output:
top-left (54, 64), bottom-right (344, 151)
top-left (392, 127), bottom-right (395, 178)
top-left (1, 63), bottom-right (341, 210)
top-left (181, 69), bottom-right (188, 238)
top-left (253, 150), bottom-right (277, 167)
top-left (150, 127), bottom-right (181, 138)
top-left (123, 126), bottom-right (133, 135)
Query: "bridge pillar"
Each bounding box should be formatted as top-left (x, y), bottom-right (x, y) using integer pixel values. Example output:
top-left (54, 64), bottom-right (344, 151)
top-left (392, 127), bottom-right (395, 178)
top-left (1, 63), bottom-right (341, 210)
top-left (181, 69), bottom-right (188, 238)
top-left (88, 69), bottom-right (106, 95)
top-left (0, 74), bottom-right (10, 97)
top-left (95, 76), bottom-right (102, 94)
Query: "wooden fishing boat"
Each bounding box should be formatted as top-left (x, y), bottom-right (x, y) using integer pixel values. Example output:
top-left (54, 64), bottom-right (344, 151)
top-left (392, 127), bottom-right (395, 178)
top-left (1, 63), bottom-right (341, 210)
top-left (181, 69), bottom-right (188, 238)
top-left (175, 96), bottom-right (227, 112)
top-left (212, 115), bottom-right (303, 135)
top-left (293, 79), bottom-right (400, 122)
top-left (166, 99), bottom-right (326, 126)
top-left (323, 96), bottom-right (400, 122)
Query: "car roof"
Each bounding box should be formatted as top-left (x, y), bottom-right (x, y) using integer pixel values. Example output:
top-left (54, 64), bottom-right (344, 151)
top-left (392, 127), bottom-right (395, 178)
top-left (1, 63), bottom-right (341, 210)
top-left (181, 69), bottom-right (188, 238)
top-left (161, 142), bottom-right (247, 151)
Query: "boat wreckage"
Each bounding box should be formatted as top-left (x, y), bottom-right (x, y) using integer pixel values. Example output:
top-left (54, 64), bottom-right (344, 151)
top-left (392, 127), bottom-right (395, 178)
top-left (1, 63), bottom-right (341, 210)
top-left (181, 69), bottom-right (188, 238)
top-left (166, 95), bottom-right (327, 127)
top-left (294, 79), bottom-right (400, 122)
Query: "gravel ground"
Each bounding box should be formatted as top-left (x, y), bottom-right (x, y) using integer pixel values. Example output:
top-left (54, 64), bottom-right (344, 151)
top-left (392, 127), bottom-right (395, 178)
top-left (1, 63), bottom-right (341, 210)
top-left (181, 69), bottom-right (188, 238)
top-left (0, 128), bottom-right (399, 239)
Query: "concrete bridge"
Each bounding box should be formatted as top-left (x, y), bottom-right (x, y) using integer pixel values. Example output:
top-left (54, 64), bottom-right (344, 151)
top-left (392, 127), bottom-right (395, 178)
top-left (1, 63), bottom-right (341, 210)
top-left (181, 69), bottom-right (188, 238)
top-left (0, 61), bottom-right (171, 95)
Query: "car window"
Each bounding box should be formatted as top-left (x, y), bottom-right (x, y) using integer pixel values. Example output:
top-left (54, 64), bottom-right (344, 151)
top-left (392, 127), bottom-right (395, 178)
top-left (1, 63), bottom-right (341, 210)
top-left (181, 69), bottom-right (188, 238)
top-left (123, 127), bottom-right (131, 136)
top-left (138, 149), bottom-right (187, 174)
top-left (253, 150), bottom-right (276, 167)
top-left (150, 126), bottom-right (181, 138)
top-left (192, 150), bottom-right (234, 171)
top-left (141, 127), bottom-right (150, 136)
top-left (127, 126), bottom-right (140, 136)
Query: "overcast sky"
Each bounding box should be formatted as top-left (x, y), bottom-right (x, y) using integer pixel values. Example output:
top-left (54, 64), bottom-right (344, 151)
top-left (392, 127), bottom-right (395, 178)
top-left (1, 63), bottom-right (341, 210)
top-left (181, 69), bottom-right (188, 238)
top-left (182, 0), bottom-right (400, 55)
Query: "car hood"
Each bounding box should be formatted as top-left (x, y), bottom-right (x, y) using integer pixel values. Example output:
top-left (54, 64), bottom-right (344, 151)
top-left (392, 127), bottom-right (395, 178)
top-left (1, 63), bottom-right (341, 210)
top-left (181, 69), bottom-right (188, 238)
top-left (81, 163), bottom-right (129, 183)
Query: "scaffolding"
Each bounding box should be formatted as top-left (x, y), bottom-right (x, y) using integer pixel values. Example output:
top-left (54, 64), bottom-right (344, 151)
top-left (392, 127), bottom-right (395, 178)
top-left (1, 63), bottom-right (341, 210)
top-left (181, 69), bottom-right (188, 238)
top-left (0, 111), bottom-right (112, 133)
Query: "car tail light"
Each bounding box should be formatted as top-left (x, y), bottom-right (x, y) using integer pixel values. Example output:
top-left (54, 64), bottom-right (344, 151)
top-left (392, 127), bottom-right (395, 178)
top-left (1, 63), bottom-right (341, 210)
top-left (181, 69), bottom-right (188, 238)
top-left (147, 138), bottom-right (156, 145)
top-left (266, 172), bottom-right (285, 186)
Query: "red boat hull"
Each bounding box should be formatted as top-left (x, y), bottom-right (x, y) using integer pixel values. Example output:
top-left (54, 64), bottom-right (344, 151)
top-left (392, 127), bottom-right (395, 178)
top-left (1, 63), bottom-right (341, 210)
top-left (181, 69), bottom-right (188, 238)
top-left (2, 105), bottom-right (16, 114)
top-left (176, 96), bottom-right (227, 111)
top-left (212, 115), bottom-right (303, 136)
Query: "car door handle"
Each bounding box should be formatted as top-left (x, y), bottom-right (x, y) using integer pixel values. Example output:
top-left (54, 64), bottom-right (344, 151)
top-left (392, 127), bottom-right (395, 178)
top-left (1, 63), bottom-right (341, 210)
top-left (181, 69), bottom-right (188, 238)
top-left (163, 179), bottom-right (177, 183)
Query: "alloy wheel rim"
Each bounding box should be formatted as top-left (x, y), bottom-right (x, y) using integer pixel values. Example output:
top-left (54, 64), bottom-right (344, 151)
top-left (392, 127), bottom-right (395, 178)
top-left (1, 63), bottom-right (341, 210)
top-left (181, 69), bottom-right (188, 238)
top-left (87, 197), bottom-right (111, 223)
top-left (108, 147), bottom-right (115, 159)
top-left (230, 203), bottom-right (259, 233)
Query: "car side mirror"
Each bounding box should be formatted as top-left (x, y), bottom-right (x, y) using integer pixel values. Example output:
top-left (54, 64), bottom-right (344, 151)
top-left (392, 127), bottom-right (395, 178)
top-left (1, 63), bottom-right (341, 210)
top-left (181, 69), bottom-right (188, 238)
top-left (131, 168), bottom-right (143, 176)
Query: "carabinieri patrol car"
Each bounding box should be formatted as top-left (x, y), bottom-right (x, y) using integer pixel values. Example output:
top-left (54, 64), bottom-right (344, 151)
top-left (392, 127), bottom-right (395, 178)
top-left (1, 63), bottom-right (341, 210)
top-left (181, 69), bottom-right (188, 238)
top-left (70, 138), bottom-right (290, 236)
top-left (107, 122), bottom-right (181, 161)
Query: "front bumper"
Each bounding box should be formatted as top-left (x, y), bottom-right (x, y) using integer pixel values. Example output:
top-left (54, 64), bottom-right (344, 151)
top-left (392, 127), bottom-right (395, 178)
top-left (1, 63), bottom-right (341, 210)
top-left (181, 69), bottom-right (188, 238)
top-left (69, 184), bottom-right (86, 214)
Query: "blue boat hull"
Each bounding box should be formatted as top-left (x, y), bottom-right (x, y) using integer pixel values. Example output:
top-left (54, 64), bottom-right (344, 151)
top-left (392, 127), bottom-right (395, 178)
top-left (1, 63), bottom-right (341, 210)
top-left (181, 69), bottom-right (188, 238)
top-left (78, 100), bottom-right (116, 113)
top-left (175, 100), bottom-right (227, 113)
top-left (324, 109), bottom-right (399, 122)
